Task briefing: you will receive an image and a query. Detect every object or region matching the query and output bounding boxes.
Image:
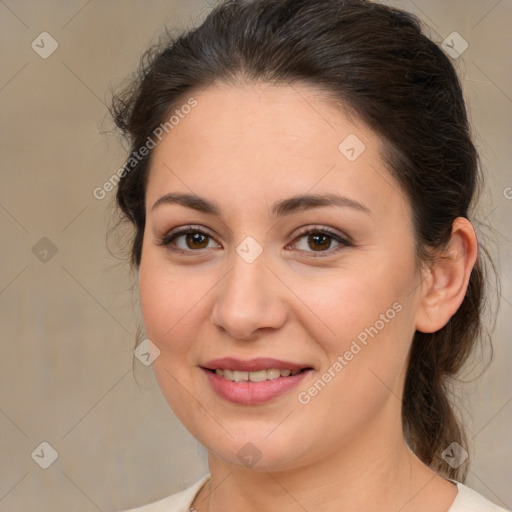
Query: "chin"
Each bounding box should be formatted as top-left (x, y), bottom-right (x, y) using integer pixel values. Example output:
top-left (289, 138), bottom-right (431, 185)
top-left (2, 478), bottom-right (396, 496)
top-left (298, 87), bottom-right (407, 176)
top-left (198, 429), bottom-right (316, 473)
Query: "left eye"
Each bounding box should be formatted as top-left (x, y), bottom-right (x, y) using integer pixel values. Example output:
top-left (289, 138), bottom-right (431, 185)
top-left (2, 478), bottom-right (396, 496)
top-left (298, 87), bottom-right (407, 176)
top-left (287, 229), bottom-right (350, 255)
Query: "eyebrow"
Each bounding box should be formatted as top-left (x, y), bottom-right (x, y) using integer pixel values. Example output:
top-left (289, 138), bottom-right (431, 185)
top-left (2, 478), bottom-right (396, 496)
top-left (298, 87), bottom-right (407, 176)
top-left (151, 192), bottom-right (372, 217)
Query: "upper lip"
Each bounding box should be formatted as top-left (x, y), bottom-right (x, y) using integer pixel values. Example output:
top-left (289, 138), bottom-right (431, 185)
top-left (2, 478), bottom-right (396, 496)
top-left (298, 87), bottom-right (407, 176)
top-left (201, 357), bottom-right (312, 372)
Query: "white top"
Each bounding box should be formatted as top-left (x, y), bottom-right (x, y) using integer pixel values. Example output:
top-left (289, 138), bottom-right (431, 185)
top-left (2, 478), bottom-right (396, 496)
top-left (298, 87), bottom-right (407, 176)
top-left (122, 474), bottom-right (510, 512)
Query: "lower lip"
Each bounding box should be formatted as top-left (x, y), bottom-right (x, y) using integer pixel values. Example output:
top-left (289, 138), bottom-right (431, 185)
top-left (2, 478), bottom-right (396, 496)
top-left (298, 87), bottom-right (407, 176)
top-left (202, 368), bottom-right (312, 405)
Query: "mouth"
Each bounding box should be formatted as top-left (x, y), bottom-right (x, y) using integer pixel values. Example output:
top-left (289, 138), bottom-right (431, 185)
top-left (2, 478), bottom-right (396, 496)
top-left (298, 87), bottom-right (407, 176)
top-left (200, 357), bottom-right (314, 404)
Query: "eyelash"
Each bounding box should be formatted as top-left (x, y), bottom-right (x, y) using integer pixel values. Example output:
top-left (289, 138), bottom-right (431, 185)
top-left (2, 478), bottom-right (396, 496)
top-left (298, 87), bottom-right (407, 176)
top-left (156, 225), bottom-right (353, 258)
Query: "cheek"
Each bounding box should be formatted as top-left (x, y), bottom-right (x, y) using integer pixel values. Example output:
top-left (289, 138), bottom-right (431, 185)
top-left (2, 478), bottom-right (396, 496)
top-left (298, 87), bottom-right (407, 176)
top-left (291, 264), bottom-right (406, 350)
top-left (138, 252), bottom-right (208, 422)
top-left (138, 249), bottom-right (209, 346)
top-left (294, 290), bottom-right (411, 439)
top-left (138, 257), bottom-right (176, 344)
top-left (292, 261), bottom-right (415, 402)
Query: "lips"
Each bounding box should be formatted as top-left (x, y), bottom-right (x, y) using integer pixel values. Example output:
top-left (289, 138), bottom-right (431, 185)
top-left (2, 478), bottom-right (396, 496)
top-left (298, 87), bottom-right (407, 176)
top-left (200, 357), bottom-right (314, 405)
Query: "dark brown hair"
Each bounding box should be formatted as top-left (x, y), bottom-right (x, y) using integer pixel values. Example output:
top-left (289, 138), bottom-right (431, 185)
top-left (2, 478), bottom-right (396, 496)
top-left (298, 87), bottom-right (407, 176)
top-left (111, 0), bottom-right (495, 481)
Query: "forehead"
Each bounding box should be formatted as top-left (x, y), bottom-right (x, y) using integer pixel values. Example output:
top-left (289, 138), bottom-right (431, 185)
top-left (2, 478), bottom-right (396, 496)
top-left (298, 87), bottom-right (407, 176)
top-left (146, 82), bottom-right (410, 224)
top-left (159, 81), bottom-right (363, 157)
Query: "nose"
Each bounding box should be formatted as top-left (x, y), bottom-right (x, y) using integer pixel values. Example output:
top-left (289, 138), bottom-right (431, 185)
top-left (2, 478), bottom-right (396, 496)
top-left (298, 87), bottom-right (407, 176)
top-left (211, 252), bottom-right (288, 341)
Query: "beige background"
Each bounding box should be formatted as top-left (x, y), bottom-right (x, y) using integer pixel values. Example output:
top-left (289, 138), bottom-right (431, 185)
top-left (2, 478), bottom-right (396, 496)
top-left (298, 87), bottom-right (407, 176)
top-left (0, 1), bottom-right (510, 511)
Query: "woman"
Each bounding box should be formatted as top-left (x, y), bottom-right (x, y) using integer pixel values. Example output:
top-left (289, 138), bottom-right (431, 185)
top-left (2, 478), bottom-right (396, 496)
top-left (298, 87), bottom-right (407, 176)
top-left (111, 0), bottom-right (510, 510)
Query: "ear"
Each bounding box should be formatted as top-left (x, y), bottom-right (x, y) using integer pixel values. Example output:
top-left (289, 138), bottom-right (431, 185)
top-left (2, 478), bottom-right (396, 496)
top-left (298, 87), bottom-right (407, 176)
top-left (415, 217), bottom-right (478, 334)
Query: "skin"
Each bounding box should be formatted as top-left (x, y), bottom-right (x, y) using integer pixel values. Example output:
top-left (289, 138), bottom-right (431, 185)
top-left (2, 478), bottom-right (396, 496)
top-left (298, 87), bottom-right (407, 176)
top-left (138, 82), bottom-right (478, 512)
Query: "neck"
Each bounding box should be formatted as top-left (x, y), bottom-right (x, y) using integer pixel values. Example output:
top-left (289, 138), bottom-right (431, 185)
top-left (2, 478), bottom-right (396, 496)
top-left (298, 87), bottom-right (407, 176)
top-left (194, 414), bottom-right (456, 512)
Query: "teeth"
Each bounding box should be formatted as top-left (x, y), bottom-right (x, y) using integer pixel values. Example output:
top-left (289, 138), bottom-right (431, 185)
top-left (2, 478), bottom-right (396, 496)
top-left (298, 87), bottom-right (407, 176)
top-left (266, 369), bottom-right (282, 380)
top-left (233, 370), bottom-right (249, 381)
top-left (214, 368), bottom-right (302, 382)
top-left (248, 370), bottom-right (267, 382)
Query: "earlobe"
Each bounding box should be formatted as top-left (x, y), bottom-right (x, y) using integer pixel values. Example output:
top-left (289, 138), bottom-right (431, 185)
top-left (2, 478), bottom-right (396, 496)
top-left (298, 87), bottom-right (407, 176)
top-left (415, 218), bottom-right (478, 334)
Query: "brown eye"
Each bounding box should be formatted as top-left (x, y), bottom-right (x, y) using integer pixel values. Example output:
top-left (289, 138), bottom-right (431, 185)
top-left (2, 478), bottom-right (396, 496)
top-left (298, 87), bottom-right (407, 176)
top-left (307, 233), bottom-right (332, 251)
top-left (184, 232), bottom-right (210, 249)
top-left (157, 226), bottom-right (221, 254)
top-left (288, 227), bottom-right (352, 257)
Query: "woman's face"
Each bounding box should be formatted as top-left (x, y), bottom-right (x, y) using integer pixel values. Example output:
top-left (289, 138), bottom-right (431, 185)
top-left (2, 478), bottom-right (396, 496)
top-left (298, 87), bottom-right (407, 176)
top-left (139, 82), bottom-right (425, 470)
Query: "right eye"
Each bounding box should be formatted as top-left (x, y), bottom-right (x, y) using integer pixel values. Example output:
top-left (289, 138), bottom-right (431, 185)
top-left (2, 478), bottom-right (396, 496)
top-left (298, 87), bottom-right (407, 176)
top-left (156, 226), bottom-right (222, 254)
